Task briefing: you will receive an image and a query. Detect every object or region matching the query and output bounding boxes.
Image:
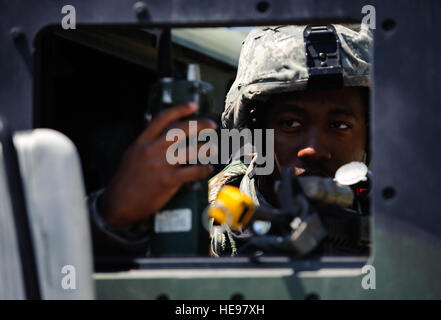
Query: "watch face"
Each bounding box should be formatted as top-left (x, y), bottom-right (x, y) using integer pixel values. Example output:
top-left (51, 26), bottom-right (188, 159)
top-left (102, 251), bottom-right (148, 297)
top-left (334, 161), bottom-right (368, 186)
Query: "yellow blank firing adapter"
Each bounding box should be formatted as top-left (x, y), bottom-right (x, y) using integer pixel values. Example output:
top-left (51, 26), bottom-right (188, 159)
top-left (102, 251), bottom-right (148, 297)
top-left (209, 185), bottom-right (255, 230)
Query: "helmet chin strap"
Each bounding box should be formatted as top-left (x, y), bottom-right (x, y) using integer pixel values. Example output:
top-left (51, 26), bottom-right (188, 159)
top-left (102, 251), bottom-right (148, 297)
top-left (362, 152), bottom-right (372, 170)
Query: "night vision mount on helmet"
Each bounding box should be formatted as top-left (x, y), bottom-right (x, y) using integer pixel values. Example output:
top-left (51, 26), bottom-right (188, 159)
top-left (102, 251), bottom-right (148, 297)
top-left (222, 24), bottom-right (372, 130)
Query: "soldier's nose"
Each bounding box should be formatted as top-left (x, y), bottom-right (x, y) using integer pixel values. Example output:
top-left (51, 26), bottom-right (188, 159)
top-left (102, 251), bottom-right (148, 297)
top-left (297, 147), bottom-right (331, 161)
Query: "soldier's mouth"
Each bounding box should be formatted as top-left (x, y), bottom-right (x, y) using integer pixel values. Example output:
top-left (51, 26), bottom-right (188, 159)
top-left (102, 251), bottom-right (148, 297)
top-left (294, 167), bottom-right (331, 178)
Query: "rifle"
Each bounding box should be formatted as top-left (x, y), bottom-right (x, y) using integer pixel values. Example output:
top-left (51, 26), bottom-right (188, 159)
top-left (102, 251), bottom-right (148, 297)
top-left (209, 162), bottom-right (371, 256)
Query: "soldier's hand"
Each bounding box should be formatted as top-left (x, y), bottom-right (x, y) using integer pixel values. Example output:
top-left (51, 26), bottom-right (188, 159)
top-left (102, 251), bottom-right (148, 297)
top-left (98, 102), bottom-right (217, 228)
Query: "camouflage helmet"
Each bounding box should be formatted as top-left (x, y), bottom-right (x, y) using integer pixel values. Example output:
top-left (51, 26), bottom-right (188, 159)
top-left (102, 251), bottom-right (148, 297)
top-left (222, 24), bottom-right (373, 129)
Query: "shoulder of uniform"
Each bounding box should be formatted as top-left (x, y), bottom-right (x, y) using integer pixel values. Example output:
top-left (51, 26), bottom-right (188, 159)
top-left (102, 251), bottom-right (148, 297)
top-left (208, 161), bottom-right (248, 203)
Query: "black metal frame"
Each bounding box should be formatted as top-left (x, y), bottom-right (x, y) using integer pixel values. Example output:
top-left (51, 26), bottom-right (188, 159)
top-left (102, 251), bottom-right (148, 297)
top-left (0, 120), bottom-right (41, 299)
top-left (2, 0), bottom-right (441, 298)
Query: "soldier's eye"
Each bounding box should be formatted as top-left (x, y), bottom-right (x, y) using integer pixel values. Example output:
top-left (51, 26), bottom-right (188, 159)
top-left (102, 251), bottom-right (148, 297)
top-left (282, 119), bottom-right (301, 129)
top-left (330, 121), bottom-right (351, 130)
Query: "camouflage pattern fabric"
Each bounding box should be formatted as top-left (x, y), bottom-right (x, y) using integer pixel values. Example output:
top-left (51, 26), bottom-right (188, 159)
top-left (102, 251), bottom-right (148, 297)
top-left (209, 157), bottom-right (272, 256)
top-left (208, 160), bottom-right (248, 256)
top-left (208, 160), bottom-right (248, 204)
top-left (211, 23), bottom-right (373, 256)
top-left (222, 24), bottom-right (373, 129)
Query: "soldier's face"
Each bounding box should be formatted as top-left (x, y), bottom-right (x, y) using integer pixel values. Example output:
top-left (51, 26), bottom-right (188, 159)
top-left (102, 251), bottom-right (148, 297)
top-left (264, 87), bottom-right (367, 177)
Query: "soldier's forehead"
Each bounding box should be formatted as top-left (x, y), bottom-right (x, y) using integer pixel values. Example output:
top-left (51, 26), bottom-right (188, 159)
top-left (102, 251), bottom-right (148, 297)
top-left (266, 89), bottom-right (367, 117)
top-left (268, 104), bottom-right (360, 119)
top-left (267, 87), bottom-right (366, 102)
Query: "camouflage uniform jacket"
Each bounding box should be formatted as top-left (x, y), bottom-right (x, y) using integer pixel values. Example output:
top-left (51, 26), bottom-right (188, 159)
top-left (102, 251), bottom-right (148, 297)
top-left (209, 156), bottom-right (272, 256)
